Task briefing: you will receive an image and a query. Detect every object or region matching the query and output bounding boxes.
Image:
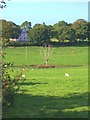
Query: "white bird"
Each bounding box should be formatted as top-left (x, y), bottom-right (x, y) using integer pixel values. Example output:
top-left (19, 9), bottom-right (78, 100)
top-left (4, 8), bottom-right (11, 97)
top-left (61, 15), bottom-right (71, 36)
top-left (65, 73), bottom-right (69, 77)
top-left (32, 68), bottom-right (34, 71)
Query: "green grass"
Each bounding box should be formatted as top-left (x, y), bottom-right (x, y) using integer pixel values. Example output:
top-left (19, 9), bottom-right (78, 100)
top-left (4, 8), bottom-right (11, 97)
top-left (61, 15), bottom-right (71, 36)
top-left (3, 46), bottom-right (88, 118)
top-left (3, 46), bottom-right (88, 66)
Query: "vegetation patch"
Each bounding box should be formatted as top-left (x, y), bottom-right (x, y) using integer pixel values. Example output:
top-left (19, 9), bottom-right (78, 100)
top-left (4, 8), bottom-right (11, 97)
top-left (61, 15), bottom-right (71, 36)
top-left (2, 46), bottom-right (88, 118)
top-left (3, 67), bottom-right (88, 118)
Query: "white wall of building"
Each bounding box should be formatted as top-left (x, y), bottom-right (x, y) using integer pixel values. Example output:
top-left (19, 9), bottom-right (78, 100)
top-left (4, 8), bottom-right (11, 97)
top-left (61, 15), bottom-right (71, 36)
top-left (17, 29), bottom-right (28, 42)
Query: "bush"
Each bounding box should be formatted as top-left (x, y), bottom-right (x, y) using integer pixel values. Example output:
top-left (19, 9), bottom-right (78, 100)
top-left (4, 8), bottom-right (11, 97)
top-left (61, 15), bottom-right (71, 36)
top-left (2, 54), bottom-right (26, 106)
top-left (2, 63), bottom-right (16, 106)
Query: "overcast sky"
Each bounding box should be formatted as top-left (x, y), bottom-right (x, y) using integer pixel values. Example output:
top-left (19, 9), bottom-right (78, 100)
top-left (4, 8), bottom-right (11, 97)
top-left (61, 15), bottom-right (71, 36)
top-left (0, 1), bottom-right (88, 26)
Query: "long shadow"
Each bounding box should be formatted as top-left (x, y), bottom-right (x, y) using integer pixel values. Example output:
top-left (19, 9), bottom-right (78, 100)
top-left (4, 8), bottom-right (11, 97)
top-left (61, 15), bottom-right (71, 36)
top-left (18, 81), bottom-right (48, 86)
top-left (3, 92), bottom-right (88, 118)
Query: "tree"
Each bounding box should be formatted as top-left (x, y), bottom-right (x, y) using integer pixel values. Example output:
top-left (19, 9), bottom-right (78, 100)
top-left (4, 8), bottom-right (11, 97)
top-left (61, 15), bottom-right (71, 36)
top-left (53, 20), bottom-right (68, 42)
top-left (47, 25), bottom-right (57, 39)
top-left (1, 20), bottom-right (21, 46)
top-left (28, 24), bottom-right (51, 45)
top-left (53, 20), bottom-right (76, 42)
top-left (20, 21), bottom-right (32, 31)
top-left (72, 19), bottom-right (88, 41)
top-left (57, 26), bottom-right (76, 42)
top-left (40, 44), bottom-right (54, 65)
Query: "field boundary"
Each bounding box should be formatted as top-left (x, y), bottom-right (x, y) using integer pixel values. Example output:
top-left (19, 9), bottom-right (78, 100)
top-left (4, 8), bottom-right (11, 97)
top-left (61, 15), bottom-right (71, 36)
top-left (9, 64), bottom-right (88, 69)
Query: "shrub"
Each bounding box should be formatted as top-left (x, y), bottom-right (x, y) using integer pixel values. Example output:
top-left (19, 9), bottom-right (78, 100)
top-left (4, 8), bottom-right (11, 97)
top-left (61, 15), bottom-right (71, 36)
top-left (2, 53), bottom-right (26, 106)
top-left (2, 62), bottom-right (17, 106)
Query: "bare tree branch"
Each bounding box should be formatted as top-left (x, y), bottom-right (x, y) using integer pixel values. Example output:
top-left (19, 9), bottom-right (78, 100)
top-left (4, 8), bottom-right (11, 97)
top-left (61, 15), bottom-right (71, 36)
top-left (40, 45), bottom-right (54, 65)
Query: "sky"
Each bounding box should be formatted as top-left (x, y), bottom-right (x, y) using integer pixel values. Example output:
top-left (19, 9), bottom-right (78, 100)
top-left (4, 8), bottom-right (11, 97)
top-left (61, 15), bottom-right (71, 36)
top-left (0, 1), bottom-right (88, 27)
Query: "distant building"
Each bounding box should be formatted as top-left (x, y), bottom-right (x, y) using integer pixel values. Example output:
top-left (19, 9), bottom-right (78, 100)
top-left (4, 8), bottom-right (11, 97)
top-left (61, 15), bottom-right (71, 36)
top-left (10, 38), bottom-right (17, 42)
top-left (17, 29), bottom-right (28, 42)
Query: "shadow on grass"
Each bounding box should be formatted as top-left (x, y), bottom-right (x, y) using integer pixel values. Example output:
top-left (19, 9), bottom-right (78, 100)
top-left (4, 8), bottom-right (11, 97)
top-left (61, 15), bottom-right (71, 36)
top-left (3, 92), bottom-right (88, 118)
top-left (18, 81), bottom-right (48, 86)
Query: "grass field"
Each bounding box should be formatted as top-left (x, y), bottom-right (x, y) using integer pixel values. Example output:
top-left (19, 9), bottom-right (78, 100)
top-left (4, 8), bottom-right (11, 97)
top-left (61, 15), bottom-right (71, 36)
top-left (3, 46), bottom-right (88, 118)
top-left (3, 46), bottom-right (88, 66)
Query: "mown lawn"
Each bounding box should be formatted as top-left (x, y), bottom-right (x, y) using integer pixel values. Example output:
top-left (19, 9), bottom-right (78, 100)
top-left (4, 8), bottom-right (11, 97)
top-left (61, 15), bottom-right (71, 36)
top-left (3, 46), bottom-right (88, 118)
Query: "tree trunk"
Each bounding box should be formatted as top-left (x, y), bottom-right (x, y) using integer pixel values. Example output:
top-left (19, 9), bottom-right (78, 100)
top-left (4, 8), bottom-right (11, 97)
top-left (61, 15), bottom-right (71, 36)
top-left (45, 59), bottom-right (48, 66)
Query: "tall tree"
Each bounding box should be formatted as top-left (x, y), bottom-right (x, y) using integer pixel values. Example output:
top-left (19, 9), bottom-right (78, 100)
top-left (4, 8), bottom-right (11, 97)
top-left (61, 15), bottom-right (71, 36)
top-left (72, 19), bottom-right (88, 41)
top-left (20, 21), bottom-right (32, 31)
top-left (1, 20), bottom-right (21, 46)
top-left (57, 26), bottom-right (76, 42)
top-left (53, 20), bottom-right (76, 42)
top-left (53, 20), bottom-right (68, 42)
top-left (28, 24), bottom-right (51, 45)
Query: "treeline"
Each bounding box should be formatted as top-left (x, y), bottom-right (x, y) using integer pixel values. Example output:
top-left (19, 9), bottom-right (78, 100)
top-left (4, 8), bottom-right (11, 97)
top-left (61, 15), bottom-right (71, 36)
top-left (0, 19), bottom-right (90, 46)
